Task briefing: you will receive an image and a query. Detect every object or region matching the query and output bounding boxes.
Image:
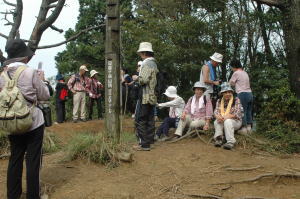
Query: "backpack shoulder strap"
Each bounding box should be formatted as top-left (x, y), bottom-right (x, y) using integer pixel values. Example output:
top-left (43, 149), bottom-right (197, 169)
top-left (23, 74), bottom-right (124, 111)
top-left (13, 66), bottom-right (27, 81)
top-left (1, 71), bottom-right (11, 82)
top-left (204, 95), bottom-right (207, 106)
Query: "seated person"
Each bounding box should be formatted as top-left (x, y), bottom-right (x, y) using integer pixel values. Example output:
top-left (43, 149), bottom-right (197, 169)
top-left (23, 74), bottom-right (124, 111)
top-left (155, 86), bottom-right (185, 141)
top-left (173, 82), bottom-right (213, 139)
top-left (214, 82), bottom-right (243, 150)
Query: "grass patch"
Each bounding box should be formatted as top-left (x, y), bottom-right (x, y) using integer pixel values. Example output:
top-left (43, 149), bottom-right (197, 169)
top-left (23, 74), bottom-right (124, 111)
top-left (43, 131), bottom-right (61, 154)
top-left (0, 130), bottom-right (9, 155)
top-left (65, 132), bottom-right (133, 167)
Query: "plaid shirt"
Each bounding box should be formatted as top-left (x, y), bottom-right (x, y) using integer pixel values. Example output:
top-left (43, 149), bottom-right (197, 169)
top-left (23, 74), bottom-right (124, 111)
top-left (184, 96), bottom-right (213, 120)
top-left (86, 77), bottom-right (103, 99)
top-left (67, 74), bottom-right (88, 92)
top-left (214, 97), bottom-right (244, 121)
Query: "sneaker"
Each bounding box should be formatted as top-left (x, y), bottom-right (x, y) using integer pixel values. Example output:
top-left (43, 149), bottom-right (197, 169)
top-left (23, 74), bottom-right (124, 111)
top-left (131, 114), bottom-right (135, 119)
top-left (133, 145), bottom-right (150, 151)
top-left (214, 136), bottom-right (223, 147)
top-left (223, 143), bottom-right (234, 150)
top-left (158, 136), bottom-right (170, 142)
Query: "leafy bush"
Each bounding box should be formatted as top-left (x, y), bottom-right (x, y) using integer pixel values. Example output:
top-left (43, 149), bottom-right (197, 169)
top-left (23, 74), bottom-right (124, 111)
top-left (256, 83), bottom-right (300, 153)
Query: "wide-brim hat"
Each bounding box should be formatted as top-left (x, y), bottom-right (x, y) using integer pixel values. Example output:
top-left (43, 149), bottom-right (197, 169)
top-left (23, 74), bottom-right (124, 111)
top-left (164, 86), bottom-right (178, 98)
top-left (80, 65), bottom-right (89, 72)
top-left (5, 39), bottom-right (34, 60)
top-left (220, 82), bottom-right (234, 94)
top-left (193, 81), bottom-right (207, 91)
top-left (90, 69), bottom-right (98, 77)
top-left (210, 52), bottom-right (223, 63)
top-left (137, 42), bottom-right (154, 53)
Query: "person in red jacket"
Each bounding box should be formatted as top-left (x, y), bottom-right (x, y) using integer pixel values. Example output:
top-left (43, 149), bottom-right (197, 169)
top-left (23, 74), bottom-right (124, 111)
top-left (86, 70), bottom-right (104, 120)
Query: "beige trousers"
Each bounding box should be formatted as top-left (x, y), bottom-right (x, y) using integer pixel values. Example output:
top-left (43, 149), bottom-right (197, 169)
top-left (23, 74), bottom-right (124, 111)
top-left (175, 115), bottom-right (205, 136)
top-left (213, 119), bottom-right (242, 144)
top-left (73, 92), bottom-right (86, 120)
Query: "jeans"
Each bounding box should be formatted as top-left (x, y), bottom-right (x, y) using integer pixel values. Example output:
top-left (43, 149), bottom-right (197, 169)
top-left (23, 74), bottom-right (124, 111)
top-left (237, 92), bottom-right (253, 126)
top-left (156, 117), bottom-right (176, 137)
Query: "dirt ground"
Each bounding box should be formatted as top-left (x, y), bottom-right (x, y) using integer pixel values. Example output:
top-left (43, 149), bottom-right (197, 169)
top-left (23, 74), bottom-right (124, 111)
top-left (0, 119), bottom-right (300, 199)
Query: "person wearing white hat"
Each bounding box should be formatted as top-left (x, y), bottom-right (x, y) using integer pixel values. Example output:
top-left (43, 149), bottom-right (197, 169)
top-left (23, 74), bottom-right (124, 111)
top-left (86, 69), bottom-right (104, 120)
top-left (199, 52), bottom-right (223, 98)
top-left (173, 82), bottom-right (213, 140)
top-left (213, 82), bottom-right (243, 150)
top-left (67, 64), bottom-right (89, 122)
top-left (155, 86), bottom-right (185, 141)
top-left (132, 42), bottom-right (159, 151)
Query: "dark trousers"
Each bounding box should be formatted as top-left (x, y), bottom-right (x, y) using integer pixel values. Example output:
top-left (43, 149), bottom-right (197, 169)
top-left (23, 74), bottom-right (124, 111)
top-left (135, 100), bottom-right (155, 148)
top-left (88, 97), bottom-right (102, 119)
top-left (7, 125), bottom-right (44, 199)
top-left (56, 99), bottom-right (66, 123)
top-left (156, 117), bottom-right (176, 137)
top-left (237, 92), bottom-right (253, 126)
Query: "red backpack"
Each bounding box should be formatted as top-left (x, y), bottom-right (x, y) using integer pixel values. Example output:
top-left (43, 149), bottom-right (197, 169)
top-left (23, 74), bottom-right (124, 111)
top-left (59, 88), bottom-right (68, 101)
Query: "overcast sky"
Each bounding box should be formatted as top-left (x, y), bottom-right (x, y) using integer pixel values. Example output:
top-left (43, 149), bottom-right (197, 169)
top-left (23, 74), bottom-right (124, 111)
top-left (0, 0), bottom-right (79, 78)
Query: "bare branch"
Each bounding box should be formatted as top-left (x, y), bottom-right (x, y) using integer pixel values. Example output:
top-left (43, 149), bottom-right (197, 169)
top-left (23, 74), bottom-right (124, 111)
top-left (40, 0), bottom-right (66, 31)
top-left (0, 11), bottom-right (14, 15)
top-left (36, 24), bottom-right (105, 49)
top-left (252, 0), bottom-right (285, 8)
top-left (50, 25), bottom-right (63, 33)
top-left (3, 0), bottom-right (16, 7)
top-left (0, 32), bottom-right (9, 39)
top-left (47, 4), bottom-right (57, 9)
top-left (6, 0), bottom-right (23, 40)
top-left (48, 0), bottom-right (59, 3)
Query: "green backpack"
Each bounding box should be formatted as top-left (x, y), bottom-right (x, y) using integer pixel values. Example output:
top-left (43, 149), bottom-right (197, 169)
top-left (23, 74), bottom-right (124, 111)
top-left (0, 66), bottom-right (33, 134)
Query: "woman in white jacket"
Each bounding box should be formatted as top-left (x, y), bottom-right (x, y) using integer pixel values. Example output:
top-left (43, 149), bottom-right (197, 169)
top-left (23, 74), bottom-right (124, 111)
top-left (155, 86), bottom-right (185, 141)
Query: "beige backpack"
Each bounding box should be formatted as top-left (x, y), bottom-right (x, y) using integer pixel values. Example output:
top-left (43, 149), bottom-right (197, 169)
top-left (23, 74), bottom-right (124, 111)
top-left (0, 66), bottom-right (33, 134)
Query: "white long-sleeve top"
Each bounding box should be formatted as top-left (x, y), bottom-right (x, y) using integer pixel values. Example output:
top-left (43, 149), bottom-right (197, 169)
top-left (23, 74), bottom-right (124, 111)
top-left (158, 96), bottom-right (185, 118)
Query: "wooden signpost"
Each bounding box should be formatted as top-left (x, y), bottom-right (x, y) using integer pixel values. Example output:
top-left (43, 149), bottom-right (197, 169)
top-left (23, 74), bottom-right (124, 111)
top-left (105, 0), bottom-right (121, 142)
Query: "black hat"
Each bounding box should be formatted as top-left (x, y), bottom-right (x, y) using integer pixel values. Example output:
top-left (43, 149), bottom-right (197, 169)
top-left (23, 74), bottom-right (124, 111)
top-left (5, 39), bottom-right (34, 60)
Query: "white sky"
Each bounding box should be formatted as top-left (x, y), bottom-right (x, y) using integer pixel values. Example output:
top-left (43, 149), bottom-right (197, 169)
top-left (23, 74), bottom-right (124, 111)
top-left (0, 0), bottom-right (79, 78)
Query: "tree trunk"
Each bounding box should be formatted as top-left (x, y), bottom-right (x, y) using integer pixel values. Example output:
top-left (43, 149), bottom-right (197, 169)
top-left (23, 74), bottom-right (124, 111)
top-left (282, 1), bottom-right (300, 98)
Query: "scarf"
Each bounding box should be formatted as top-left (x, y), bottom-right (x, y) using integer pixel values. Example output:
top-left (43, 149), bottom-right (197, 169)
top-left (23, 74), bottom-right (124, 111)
top-left (207, 61), bottom-right (216, 81)
top-left (191, 95), bottom-right (205, 115)
top-left (220, 95), bottom-right (233, 117)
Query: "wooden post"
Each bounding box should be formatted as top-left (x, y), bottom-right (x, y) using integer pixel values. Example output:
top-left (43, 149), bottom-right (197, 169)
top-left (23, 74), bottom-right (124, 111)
top-left (105, 0), bottom-right (120, 142)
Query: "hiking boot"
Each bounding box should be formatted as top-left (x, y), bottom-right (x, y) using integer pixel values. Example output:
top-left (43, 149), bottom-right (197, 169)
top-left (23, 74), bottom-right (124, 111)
top-left (223, 142), bottom-right (234, 150)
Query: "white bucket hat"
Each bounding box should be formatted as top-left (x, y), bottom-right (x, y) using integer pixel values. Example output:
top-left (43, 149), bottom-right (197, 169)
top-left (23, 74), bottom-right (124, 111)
top-left (210, 52), bottom-right (223, 63)
top-left (193, 81), bottom-right (207, 91)
top-left (163, 86), bottom-right (178, 98)
top-left (220, 82), bottom-right (234, 94)
top-left (137, 42), bottom-right (154, 53)
top-left (90, 70), bottom-right (98, 77)
top-left (79, 65), bottom-right (89, 71)
top-left (137, 61), bottom-right (143, 66)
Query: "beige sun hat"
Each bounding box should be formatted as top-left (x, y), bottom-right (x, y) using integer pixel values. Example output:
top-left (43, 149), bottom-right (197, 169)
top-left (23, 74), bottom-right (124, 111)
top-left (90, 70), bottom-right (98, 77)
top-left (163, 86), bottom-right (178, 98)
top-left (79, 65), bottom-right (89, 71)
top-left (137, 42), bottom-right (154, 53)
top-left (220, 82), bottom-right (234, 94)
top-left (193, 81), bottom-right (207, 91)
top-left (210, 52), bottom-right (223, 63)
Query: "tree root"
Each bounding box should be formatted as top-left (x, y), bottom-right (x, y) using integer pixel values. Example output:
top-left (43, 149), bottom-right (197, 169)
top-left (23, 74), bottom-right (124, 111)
top-left (184, 193), bottom-right (224, 199)
top-left (235, 197), bottom-right (281, 199)
top-left (170, 129), bottom-right (206, 143)
top-left (224, 165), bottom-right (262, 171)
top-left (212, 172), bottom-right (300, 185)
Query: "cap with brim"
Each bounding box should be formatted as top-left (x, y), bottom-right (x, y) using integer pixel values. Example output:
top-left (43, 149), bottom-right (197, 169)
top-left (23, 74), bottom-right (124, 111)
top-left (210, 52), bottom-right (223, 63)
top-left (193, 81), bottom-right (207, 91)
top-left (90, 70), bottom-right (98, 77)
top-left (5, 39), bottom-right (34, 61)
top-left (220, 82), bottom-right (234, 94)
top-left (80, 65), bottom-right (89, 72)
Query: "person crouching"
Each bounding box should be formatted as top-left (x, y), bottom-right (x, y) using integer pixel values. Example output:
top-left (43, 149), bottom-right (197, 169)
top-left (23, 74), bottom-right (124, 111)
top-left (173, 82), bottom-right (213, 139)
top-left (155, 86), bottom-right (185, 141)
top-left (213, 82), bottom-right (243, 150)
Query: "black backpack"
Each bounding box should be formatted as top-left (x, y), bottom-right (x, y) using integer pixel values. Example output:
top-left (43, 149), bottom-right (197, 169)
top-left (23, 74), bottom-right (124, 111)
top-left (155, 71), bottom-right (167, 97)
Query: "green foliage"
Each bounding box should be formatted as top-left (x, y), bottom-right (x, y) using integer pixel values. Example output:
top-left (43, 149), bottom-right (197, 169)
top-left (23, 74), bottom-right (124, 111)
top-left (255, 74), bottom-right (300, 153)
top-left (65, 132), bottom-right (133, 167)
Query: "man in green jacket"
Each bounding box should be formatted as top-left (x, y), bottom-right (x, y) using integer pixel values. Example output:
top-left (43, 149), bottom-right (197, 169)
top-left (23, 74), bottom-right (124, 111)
top-left (132, 42), bottom-right (158, 151)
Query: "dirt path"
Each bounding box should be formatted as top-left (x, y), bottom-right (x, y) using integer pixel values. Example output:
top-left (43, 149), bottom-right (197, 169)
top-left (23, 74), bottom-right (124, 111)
top-left (0, 120), bottom-right (300, 199)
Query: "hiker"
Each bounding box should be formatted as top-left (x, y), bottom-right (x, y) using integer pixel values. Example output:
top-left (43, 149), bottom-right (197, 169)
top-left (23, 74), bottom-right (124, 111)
top-left (213, 82), bottom-right (243, 150)
top-left (173, 82), bottom-right (213, 140)
top-left (0, 39), bottom-right (50, 199)
top-left (155, 86), bottom-right (185, 141)
top-left (67, 65), bottom-right (89, 123)
top-left (55, 73), bottom-right (68, 123)
top-left (86, 69), bottom-right (103, 120)
top-left (130, 61), bottom-right (143, 118)
top-left (132, 42), bottom-right (158, 151)
top-left (121, 68), bottom-right (134, 114)
top-left (199, 52), bottom-right (223, 103)
top-left (229, 59), bottom-right (253, 134)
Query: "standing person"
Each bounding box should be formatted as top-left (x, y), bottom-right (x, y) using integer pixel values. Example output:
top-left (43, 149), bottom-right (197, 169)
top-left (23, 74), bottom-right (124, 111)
top-left (229, 59), bottom-right (253, 134)
top-left (155, 86), bottom-right (185, 141)
top-left (132, 42), bottom-right (158, 151)
top-left (213, 82), bottom-right (243, 150)
top-left (0, 39), bottom-right (50, 199)
top-left (67, 65), bottom-right (89, 123)
top-left (173, 82), bottom-right (213, 139)
top-left (199, 52), bottom-right (223, 98)
top-left (121, 68), bottom-right (133, 114)
top-left (86, 69), bottom-right (103, 120)
top-left (130, 61), bottom-right (143, 118)
top-left (55, 74), bottom-right (68, 123)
